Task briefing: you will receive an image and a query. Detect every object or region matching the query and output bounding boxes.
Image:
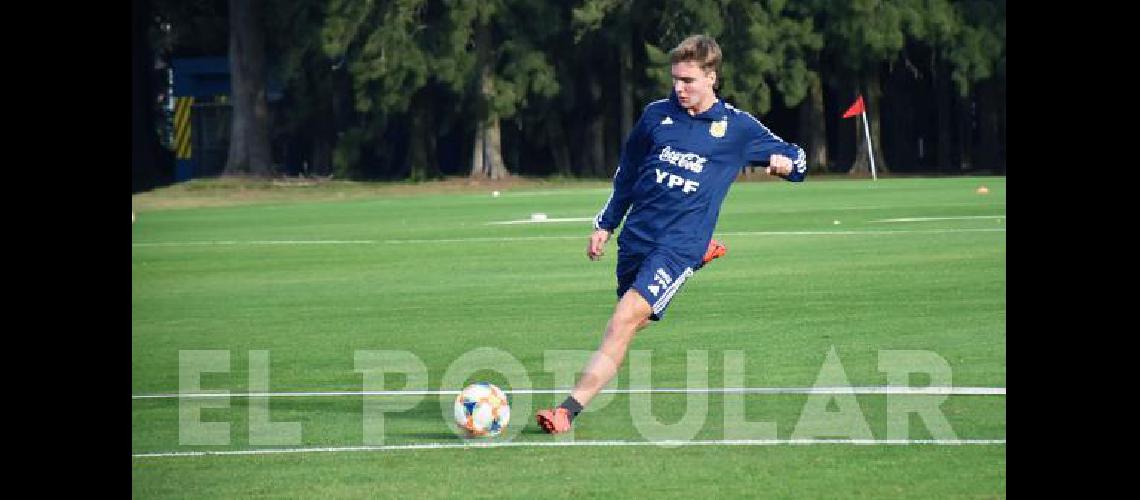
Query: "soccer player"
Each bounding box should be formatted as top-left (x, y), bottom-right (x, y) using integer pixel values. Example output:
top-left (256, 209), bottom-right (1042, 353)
top-left (536, 34), bottom-right (807, 434)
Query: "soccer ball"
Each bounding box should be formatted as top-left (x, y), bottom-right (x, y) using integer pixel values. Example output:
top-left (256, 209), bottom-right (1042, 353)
top-left (454, 382), bottom-right (510, 437)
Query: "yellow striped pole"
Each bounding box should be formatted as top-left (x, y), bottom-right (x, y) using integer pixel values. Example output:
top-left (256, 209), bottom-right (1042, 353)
top-left (173, 97), bottom-right (194, 159)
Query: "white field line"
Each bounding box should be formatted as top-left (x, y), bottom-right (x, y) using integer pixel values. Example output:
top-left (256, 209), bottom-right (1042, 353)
top-left (133, 386), bottom-right (1005, 400)
top-left (132, 240), bottom-right (378, 247)
top-left (133, 228), bottom-right (1004, 248)
top-left (487, 217), bottom-right (595, 225)
top-left (715, 228), bottom-right (1004, 237)
top-left (491, 188), bottom-right (612, 197)
top-left (384, 235), bottom-right (581, 244)
top-left (133, 438), bottom-right (1007, 458)
top-left (869, 215), bottom-right (1005, 223)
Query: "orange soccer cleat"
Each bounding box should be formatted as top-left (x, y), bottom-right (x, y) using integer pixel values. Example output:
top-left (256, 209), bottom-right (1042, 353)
top-left (702, 239), bottom-right (727, 264)
top-left (535, 408), bottom-right (573, 434)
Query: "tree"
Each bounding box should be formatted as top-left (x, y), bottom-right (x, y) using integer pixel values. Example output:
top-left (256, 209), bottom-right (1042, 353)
top-left (815, 0), bottom-right (920, 175)
top-left (875, 0), bottom-right (1004, 172)
top-left (225, 0), bottom-right (274, 175)
top-left (143, 0), bottom-right (231, 189)
top-left (944, 0), bottom-right (1005, 171)
top-left (320, 0), bottom-right (560, 180)
top-left (322, 0), bottom-right (438, 179)
top-left (572, 0), bottom-right (645, 175)
top-left (149, 0), bottom-right (1002, 181)
top-left (441, 0), bottom-right (560, 179)
top-left (571, 0), bottom-right (820, 177)
top-left (262, 0), bottom-right (341, 176)
top-left (717, 0), bottom-right (822, 173)
top-left (133, 0), bottom-right (174, 192)
top-left (468, 7), bottom-right (510, 179)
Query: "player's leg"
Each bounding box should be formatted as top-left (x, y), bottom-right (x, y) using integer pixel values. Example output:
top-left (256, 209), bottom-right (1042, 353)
top-left (536, 290), bottom-right (651, 434)
top-left (636, 317), bottom-right (651, 332)
top-left (570, 289), bottom-right (652, 407)
top-left (538, 247), bottom-right (699, 434)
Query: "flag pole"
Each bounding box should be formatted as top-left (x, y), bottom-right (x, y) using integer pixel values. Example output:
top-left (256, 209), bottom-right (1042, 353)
top-left (860, 109), bottom-right (877, 181)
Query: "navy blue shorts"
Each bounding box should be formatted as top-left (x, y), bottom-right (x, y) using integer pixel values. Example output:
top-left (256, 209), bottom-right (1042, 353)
top-left (616, 249), bottom-right (696, 321)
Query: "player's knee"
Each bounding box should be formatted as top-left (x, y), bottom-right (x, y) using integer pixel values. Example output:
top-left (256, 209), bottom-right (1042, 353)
top-left (610, 306), bottom-right (648, 336)
top-left (606, 289), bottom-right (651, 338)
top-left (611, 309), bottom-right (641, 331)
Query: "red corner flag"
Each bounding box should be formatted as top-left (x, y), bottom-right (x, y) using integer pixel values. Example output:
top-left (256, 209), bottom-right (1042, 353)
top-left (842, 95), bottom-right (865, 118)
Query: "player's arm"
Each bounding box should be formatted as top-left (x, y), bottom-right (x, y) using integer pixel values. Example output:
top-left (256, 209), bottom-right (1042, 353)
top-left (744, 119), bottom-right (807, 182)
top-left (589, 110), bottom-right (652, 259)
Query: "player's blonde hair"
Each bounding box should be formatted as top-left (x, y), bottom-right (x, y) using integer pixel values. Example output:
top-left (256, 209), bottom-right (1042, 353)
top-left (669, 35), bottom-right (722, 74)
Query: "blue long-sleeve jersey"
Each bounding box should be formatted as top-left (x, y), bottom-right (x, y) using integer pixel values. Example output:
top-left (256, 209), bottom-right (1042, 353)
top-left (593, 92), bottom-right (807, 266)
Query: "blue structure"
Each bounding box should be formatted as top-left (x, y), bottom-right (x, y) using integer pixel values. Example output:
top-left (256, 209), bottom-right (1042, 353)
top-left (170, 57), bottom-right (231, 181)
top-left (168, 57), bottom-right (286, 181)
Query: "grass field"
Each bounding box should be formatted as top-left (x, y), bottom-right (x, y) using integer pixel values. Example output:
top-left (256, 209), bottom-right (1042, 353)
top-left (132, 175), bottom-right (1006, 498)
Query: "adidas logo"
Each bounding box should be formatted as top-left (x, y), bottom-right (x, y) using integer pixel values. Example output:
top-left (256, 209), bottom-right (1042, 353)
top-left (661, 116), bottom-right (673, 125)
top-left (648, 284), bottom-right (661, 296)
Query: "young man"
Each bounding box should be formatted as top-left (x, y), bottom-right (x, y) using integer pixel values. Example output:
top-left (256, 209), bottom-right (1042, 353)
top-left (536, 34), bottom-right (807, 433)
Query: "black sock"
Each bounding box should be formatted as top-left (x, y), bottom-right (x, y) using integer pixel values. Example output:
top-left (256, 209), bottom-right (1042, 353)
top-left (558, 396), bottom-right (584, 422)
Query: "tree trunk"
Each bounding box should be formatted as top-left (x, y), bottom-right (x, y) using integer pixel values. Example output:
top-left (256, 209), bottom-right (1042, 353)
top-left (225, 0), bottom-right (273, 176)
top-left (484, 113), bottom-right (507, 179)
top-left (975, 79), bottom-right (1003, 172)
top-left (470, 113), bottom-right (509, 179)
top-left (469, 22), bottom-right (509, 179)
top-left (957, 92), bottom-right (973, 171)
top-left (620, 36), bottom-right (634, 144)
top-left (587, 78), bottom-right (606, 176)
top-left (408, 91), bottom-right (440, 181)
top-left (587, 116), bottom-right (606, 177)
top-left (471, 119), bottom-right (485, 177)
top-left (308, 57), bottom-right (337, 177)
top-left (934, 54), bottom-right (953, 172)
top-left (849, 71), bottom-right (888, 175)
top-left (132, 0), bottom-right (169, 192)
top-left (548, 111), bottom-right (572, 176)
top-left (311, 134), bottom-right (332, 176)
top-left (882, 62), bottom-right (915, 173)
top-left (799, 73), bottom-right (828, 173)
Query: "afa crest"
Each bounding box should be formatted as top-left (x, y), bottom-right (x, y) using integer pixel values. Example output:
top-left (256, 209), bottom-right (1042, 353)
top-left (710, 119), bottom-right (727, 138)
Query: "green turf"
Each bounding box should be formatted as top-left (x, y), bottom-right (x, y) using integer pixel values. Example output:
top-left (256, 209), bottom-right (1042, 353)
top-left (133, 176), bottom-right (1005, 498)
